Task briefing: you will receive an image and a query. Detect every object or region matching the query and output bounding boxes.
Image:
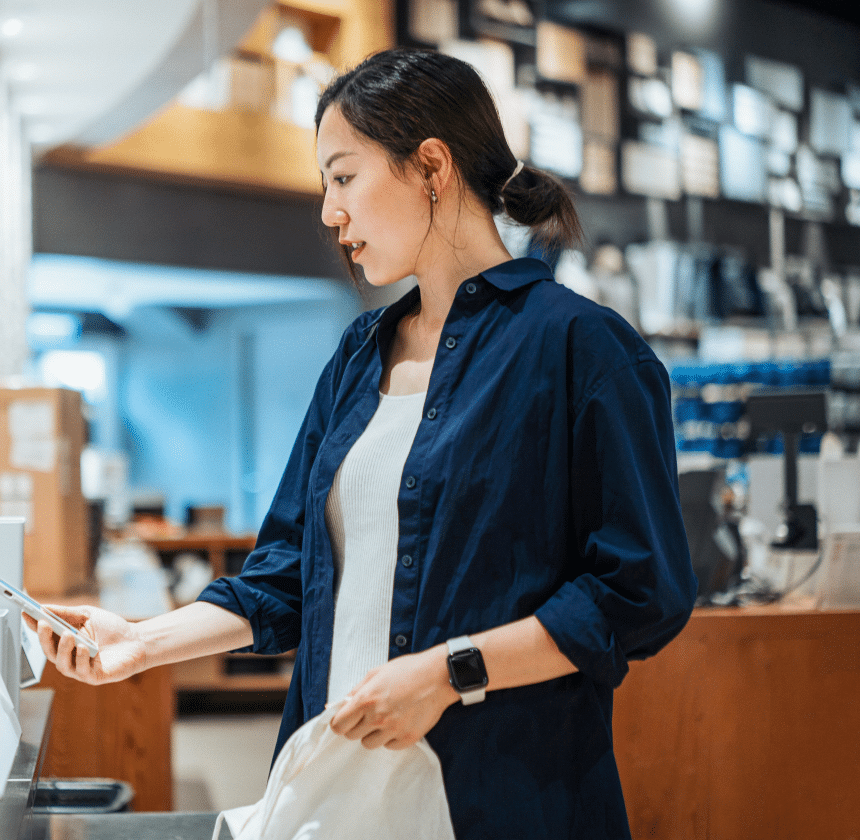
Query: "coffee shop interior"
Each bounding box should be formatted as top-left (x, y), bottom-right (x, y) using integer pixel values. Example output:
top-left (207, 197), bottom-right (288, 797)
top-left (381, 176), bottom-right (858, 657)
top-left (1, 0), bottom-right (860, 837)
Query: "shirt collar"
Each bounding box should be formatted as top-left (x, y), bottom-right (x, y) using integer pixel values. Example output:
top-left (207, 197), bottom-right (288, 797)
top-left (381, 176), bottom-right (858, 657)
top-left (477, 257), bottom-right (554, 291)
top-left (372, 256), bottom-right (554, 347)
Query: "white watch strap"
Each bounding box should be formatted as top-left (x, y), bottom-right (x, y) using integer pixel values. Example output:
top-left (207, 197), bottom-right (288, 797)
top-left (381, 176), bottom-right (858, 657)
top-left (446, 635), bottom-right (473, 656)
top-left (446, 635), bottom-right (486, 705)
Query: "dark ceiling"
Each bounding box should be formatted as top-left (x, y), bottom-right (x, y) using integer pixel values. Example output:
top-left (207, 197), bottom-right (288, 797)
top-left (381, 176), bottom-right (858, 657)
top-left (770, 0), bottom-right (860, 28)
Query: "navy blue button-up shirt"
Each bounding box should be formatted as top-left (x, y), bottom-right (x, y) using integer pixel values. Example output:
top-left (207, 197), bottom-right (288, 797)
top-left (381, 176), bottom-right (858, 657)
top-left (199, 257), bottom-right (697, 839)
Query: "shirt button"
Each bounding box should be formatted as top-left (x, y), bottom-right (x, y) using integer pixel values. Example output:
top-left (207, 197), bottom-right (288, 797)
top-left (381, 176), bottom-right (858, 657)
top-left (466, 282), bottom-right (477, 294)
top-left (394, 634), bottom-right (408, 648)
top-left (445, 336), bottom-right (457, 349)
top-left (426, 407), bottom-right (437, 420)
top-left (405, 475), bottom-right (416, 489)
top-left (401, 554), bottom-right (413, 567)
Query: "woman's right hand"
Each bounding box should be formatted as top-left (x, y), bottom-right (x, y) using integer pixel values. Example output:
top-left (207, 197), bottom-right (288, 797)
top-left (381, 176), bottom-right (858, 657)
top-left (26, 605), bottom-right (147, 685)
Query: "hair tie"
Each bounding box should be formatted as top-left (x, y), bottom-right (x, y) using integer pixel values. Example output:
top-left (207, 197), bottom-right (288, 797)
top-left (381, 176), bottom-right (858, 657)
top-left (502, 159), bottom-right (525, 192)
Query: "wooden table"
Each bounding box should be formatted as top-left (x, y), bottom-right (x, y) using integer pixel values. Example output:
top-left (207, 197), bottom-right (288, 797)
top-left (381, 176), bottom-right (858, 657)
top-left (613, 605), bottom-right (860, 840)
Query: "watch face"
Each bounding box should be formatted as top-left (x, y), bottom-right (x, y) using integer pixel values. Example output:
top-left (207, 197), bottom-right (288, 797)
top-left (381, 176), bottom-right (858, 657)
top-left (447, 648), bottom-right (488, 691)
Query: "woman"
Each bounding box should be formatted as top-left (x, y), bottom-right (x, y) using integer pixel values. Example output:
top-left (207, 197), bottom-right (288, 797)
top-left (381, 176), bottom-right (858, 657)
top-left (34, 49), bottom-right (696, 839)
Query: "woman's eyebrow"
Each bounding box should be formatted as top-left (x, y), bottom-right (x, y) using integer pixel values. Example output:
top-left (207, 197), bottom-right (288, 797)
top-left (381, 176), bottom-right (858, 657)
top-left (323, 150), bottom-right (357, 170)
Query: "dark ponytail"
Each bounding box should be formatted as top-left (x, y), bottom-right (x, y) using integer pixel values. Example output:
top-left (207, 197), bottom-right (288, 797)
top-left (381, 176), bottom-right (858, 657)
top-left (501, 164), bottom-right (583, 251)
top-left (316, 48), bottom-right (583, 259)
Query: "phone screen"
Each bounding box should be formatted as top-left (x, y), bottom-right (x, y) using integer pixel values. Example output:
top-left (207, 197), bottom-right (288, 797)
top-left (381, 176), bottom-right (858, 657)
top-left (0, 577), bottom-right (95, 646)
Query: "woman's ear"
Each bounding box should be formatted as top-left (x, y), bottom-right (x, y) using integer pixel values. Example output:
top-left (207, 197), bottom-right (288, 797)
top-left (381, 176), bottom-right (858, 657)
top-left (416, 137), bottom-right (454, 196)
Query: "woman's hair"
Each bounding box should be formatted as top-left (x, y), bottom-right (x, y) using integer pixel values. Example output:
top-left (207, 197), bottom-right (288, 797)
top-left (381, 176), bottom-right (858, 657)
top-left (315, 48), bottom-right (582, 280)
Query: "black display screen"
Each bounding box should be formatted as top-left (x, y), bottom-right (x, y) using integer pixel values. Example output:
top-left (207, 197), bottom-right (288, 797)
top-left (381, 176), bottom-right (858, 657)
top-left (448, 649), bottom-right (488, 691)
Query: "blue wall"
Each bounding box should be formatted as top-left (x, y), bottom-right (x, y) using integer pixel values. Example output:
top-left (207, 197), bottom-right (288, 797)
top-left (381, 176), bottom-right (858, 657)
top-left (113, 288), bottom-right (360, 532)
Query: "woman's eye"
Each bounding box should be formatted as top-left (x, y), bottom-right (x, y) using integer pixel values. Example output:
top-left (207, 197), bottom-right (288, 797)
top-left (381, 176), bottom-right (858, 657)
top-left (334, 175), bottom-right (351, 186)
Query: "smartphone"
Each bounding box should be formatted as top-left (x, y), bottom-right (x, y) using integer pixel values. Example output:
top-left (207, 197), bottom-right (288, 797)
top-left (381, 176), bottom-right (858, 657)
top-left (0, 577), bottom-right (99, 658)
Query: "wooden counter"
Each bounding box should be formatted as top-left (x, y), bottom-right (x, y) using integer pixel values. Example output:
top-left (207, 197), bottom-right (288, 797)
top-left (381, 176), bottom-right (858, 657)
top-left (30, 600), bottom-right (860, 826)
top-left (32, 663), bottom-right (173, 812)
top-left (613, 605), bottom-right (860, 840)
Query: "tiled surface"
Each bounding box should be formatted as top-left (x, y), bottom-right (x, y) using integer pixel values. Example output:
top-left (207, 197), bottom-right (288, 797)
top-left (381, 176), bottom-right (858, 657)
top-left (171, 714), bottom-right (282, 812)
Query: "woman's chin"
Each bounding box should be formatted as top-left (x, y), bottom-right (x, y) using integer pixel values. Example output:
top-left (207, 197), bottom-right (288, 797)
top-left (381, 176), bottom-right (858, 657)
top-left (361, 270), bottom-right (410, 288)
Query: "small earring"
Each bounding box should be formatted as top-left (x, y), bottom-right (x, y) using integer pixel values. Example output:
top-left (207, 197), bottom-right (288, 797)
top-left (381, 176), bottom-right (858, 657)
top-left (430, 189), bottom-right (438, 203)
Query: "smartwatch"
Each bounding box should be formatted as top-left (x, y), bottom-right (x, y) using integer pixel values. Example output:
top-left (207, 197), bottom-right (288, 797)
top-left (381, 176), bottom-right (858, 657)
top-left (446, 636), bottom-right (488, 705)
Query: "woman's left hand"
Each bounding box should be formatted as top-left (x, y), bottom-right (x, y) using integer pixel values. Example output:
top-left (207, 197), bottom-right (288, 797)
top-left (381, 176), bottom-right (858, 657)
top-left (330, 644), bottom-right (460, 750)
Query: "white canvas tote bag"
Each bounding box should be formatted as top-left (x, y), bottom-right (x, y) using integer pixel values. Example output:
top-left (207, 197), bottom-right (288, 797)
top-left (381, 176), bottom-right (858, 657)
top-left (211, 702), bottom-right (455, 840)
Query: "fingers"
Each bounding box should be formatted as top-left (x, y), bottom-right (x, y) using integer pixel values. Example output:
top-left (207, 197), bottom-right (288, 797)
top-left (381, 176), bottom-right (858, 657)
top-left (48, 631), bottom-right (96, 683)
top-left (331, 702), bottom-right (420, 750)
top-left (330, 707), bottom-right (367, 739)
top-left (75, 641), bottom-right (96, 680)
top-left (37, 620), bottom-right (59, 663)
top-left (382, 737), bottom-right (414, 751)
top-left (360, 729), bottom-right (391, 750)
top-left (331, 694), bottom-right (383, 742)
top-left (54, 631), bottom-right (79, 677)
top-left (329, 694), bottom-right (363, 735)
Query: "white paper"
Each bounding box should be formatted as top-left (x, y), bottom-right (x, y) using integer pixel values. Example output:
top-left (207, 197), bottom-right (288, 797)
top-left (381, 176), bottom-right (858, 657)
top-left (20, 619), bottom-right (46, 688)
top-left (10, 439), bottom-right (56, 473)
top-left (0, 671), bottom-right (22, 798)
top-left (0, 501), bottom-right (33, 533)
top-left (8, 401), bottom-right (54, 440)
top-left (7, 400), bottom-right (57, 472)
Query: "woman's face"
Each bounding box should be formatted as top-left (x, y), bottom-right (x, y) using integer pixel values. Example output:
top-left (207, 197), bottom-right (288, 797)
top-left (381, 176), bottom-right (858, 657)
top-left (317, 105), bottom-right (433, 286)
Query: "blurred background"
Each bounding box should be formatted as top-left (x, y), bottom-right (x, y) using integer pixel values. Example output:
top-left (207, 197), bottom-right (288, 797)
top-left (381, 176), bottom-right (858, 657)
top-left (1, 1), bottom-right (860, 837)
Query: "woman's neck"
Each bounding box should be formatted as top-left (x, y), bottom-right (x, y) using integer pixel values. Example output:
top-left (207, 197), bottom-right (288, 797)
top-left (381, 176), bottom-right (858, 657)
top-left (411, 203), bottom-right (512, 331)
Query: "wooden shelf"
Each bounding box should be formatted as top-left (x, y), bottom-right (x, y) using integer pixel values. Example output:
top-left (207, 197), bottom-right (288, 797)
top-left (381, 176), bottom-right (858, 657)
top-left (41, 0), bottom-right (394, 197)
top-left (144, 532), bottom-right (297, 692)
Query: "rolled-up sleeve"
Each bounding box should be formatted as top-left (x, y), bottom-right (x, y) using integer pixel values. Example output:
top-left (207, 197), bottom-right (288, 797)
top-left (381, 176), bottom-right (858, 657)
top-left (535, 358), bottom-right (697, 688)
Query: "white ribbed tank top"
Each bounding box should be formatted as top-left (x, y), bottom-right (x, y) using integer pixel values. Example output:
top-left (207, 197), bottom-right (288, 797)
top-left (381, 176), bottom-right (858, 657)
top-left (325, 390), bottom-right (426, 704)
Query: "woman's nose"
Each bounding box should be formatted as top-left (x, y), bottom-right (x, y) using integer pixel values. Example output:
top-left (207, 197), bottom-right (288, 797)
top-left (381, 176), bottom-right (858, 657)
top-left (321, 194), bottom-right (348, 229)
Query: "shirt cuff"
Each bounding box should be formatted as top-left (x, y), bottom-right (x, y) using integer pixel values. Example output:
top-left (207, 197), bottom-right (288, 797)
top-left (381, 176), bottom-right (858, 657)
top-left (534, 577), bottom-right (630, 689)
top-left (197, 576), bottom-right (298, 655)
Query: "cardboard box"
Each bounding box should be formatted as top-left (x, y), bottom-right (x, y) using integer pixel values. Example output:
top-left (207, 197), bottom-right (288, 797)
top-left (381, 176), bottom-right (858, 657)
top-left (536, 21), bottom-right (586, 86)
top-left (0, 388), bottom-right (89, 596)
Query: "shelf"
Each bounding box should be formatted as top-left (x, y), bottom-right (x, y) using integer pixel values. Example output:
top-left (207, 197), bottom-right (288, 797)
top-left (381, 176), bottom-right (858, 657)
top-left (43, 0), bottom-right (394, 197)
top-left (469, 15), bottom-right (536, 46)
top-left (142, 532), bottom-right (294, 694)
top-left (143, 533), bottom-right (258, 553)
top-left (172, 651), bottom-right (294, 692)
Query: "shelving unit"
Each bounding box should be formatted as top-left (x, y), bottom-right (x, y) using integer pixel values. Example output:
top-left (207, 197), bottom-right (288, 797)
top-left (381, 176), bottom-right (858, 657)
top-left (42, 0), bottom-right (394, 196)
top-left (144, 533), bottom-right (295, 692)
